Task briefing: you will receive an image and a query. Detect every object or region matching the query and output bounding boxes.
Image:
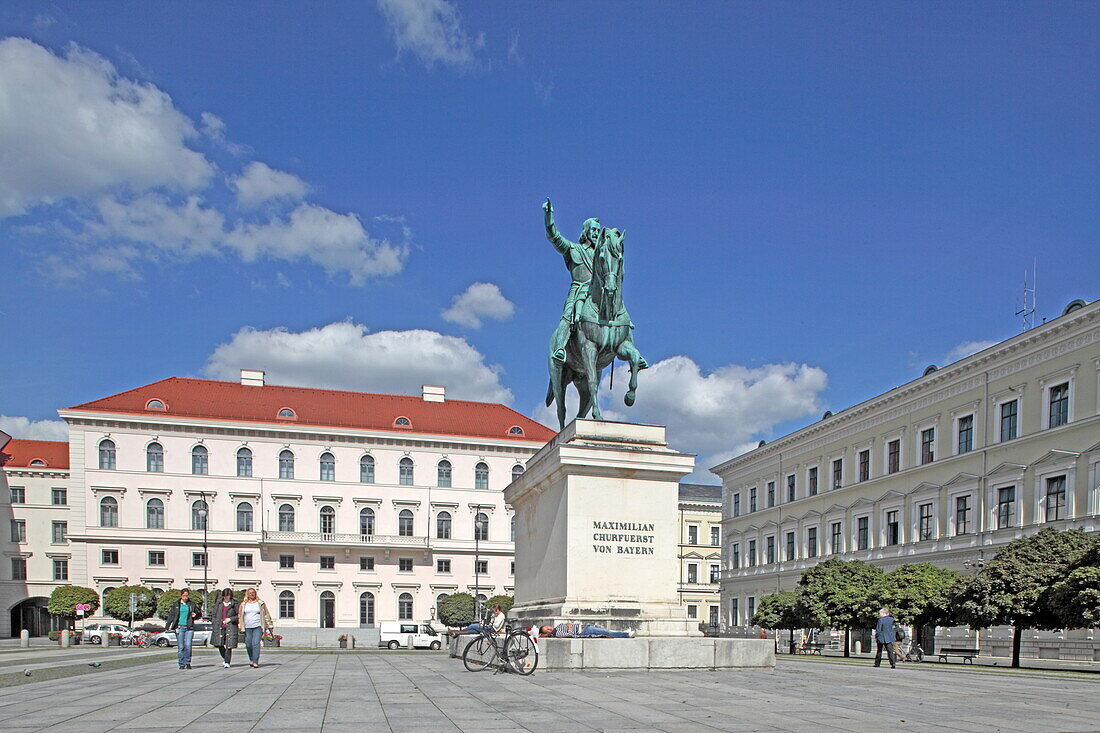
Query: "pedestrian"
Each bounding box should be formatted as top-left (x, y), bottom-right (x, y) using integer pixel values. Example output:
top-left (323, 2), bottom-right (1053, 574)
top-left (210, 588), bottom-right (239, 668)
top-left (892, 624), bottom-right (906, 662)
top-left (873, 608), bottom-right (897, 669)
top-left (238, 587), bottom-right (274, 668)
top-left (165, 588), bottom-right (200, 670)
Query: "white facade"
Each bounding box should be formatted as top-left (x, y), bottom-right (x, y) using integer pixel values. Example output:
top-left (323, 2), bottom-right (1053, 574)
top-left (677, 484), bottom-right (722, 629)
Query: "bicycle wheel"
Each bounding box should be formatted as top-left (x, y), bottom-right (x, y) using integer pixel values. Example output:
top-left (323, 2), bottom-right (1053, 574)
top-left (462, 635), bottom-right (496, 672)
top-left (504, 632), bottom-right (538, 675)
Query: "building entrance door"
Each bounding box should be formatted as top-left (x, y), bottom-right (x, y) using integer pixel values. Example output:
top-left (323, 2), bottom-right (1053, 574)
top-left (320, 591), bottom-right (335, 628)
top-left (9, 597), bottom-right (59, 637)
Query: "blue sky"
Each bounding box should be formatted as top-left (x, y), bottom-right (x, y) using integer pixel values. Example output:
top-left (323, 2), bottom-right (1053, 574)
top-left (1, 1), bottom-right (1097, 478)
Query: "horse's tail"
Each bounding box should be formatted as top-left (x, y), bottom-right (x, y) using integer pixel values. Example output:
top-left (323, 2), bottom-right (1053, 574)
top-left (545, 378), bottom-right (555, 407)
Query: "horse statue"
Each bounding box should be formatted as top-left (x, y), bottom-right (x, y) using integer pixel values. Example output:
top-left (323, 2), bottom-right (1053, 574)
top-left (545, 225), bottom-right (648, 429)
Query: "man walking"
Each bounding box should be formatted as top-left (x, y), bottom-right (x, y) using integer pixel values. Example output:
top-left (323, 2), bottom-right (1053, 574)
top-left (873, 608), bottom-right (897, 669)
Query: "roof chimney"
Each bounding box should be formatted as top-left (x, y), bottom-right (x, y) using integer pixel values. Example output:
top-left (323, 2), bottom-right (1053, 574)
top-left (240, 369), bottom-right (265, 387)
top-left (422, 385), bottom-right (445, 403)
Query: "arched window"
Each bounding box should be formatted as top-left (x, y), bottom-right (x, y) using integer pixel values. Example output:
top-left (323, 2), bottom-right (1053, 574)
top-left (508, 426), bottom-right (524, 436)
top-left (319, 452), bottom-right (335, 481)
top-left (436, 511), bottom-right (452, 539)
top-left (102, 587), bottom-right (115, 608)
top-left (279, 450), bottom-right (295, 479)
top-left (146, 442), bottom-right (163, 473)
top-left (279, 590), bottom-right (295, 619)
top-left (320, 590), bottom-right (335, 628)
top-left (359, 507), bottom-right (375, 536)
top-left (277, 407), bottom-right (296, 419)
top-left (399, 457), bottom-right (414, 486)
top-left (474, 512), bottom-right (489, 541)
top-left (237, 447), bottom-right (253, 477)
top-left (99, 496), bottom-right (118, 527)
top-left (278, 504), bottom-right (295, 532)
top-left (398, 592), bottom-right (413, 620)
top-left (475, 462), bottom-right (489, 490)
top-left (236, 502), bottom-right (254, 532)
top-left (29, 459), bottom-right (45, 466)
top-left (394, 416), bottom-right (411, 427)
top-left (98, 439), bottom-right (116, 470)
top-left (512, 464), bottom-right (525, 482)
top-left (398, 509), bottom-right (414, 537)
top-left (437, 459), bottom-right (452, 488)
top-left (191, 445), bottom-right (208, 475)
top-left (510, 515), bottom-right (516, 542)
top-left (360, 455), bottom-right (375, 483)
top-left (192, 499), bottom-right (209, 531)
top-left (436, 593), bottom-right (449, 609)
top-left (146, 399), bottom-right (166, 410)
top-left (146, 498), bottom-right (164, 529)
top-left (319, 505), bottom-right (336, 535)
top-left (360, 592), bottom-right (375, 626)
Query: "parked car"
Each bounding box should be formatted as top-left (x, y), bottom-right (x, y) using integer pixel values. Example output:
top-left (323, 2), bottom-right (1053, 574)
top-left (151, 622), bottom-right (213, 647)
top-left (379, 622), bottom-right (442, 650)
top-left (82, 623), bottom-right (136, 644)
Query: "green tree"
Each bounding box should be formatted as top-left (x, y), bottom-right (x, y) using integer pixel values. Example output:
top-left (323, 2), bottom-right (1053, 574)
top-left (156, 589), bottom-right (204, 621)
top-left (1047, 543), bottom-right (1100, 629)
top-left (955, 528), bottom-right (1095, 668)
top-left (751, 591), bottom-right (808, 653)
top-left (47, 586), bottom-right (100, 626)
top-left (485, 595), bottom-right (515, 615)
top-left (881, 562), bottom-right (961, 646)
top-left (797, 558), bottom-right (884, 657)
top-left (436, 593), bottom-right (475, 628)
top-left (102, 585), bottom-right (157, 625)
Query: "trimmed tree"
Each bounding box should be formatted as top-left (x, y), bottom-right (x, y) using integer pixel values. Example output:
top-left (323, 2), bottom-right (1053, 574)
top-left (1047, 543), bottom-right (1100, 630)
top-left (955, 528), bottom-right (1095, 668)
top-left (437, 593), bottom-right (475, 628)
top-left (102, 585), bottom-right (157, 625)
top-left (880, 562), bottom-right (961, 646)
top-left (156, 589), bottom-right (204, 621)
top-left (485, 595), bottom-right (515, 615)
top-left (797, 558), bottom-right (885, 657)
top-left (47, 585), bottom-right (100, 627)
top-left (751, 591), bottom-right (807, 653)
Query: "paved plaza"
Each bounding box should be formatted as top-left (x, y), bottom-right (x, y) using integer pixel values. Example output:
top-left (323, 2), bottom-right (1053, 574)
top-left (0, 651), bottom-right (1097, 732)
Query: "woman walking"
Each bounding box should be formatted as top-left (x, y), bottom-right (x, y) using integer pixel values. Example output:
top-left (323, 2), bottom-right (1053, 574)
top-left (238, 587), bottom-right (274, 668)
top-left (165, 588), bottom-right (200, 670)
top-left (210, 588), bottom-right (239, 668)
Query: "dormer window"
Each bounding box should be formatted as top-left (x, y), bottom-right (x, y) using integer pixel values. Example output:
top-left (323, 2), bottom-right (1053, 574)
top-left (394, 416), bottom-right (411, 427)
top-left (277, 408), bottom-right (297, 420)
top-left (145, 399), bottom-right (166, 410)
top-left (508, 426), bottom-right (524, 436)
top-left (29, 459), bottom-right (46, 466)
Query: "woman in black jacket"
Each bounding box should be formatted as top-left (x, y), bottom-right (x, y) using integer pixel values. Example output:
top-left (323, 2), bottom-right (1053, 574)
top-left (209, 588), bottom-right (239, 668)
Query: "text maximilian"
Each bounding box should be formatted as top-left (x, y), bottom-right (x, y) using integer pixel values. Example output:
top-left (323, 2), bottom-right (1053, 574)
top-left (592, 521), bottom-right (655, 532)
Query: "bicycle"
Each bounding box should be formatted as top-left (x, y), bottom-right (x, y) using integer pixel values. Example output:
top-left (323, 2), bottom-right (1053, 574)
top-left (461, 622), bottom-right (538, 675)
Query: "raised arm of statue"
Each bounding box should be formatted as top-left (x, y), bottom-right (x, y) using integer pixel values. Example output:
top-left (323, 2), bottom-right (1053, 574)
top-left (543, 197), bottom-right (573, 255)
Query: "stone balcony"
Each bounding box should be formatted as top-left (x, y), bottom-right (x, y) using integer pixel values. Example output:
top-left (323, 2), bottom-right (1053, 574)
top-left (260, 530), bottom-right (429, 548)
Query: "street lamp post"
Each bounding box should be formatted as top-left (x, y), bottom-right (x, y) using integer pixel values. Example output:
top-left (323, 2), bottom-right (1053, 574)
top-left (198, 491), bottom-right (209, 618)
top-left (473, 505), bottom-right (484, 623)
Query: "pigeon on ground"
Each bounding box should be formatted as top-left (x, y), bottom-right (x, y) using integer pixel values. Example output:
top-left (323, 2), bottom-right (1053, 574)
top-left (23, 669), bottom-right (31, 676)
top-left (88, 662), bottom-right (101, 668)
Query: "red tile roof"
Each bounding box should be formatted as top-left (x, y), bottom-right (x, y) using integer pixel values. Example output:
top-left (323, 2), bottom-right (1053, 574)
top-left (67, 377), bottom-right (556, 444)
top-left (1, 439), bottom-right (70, 469)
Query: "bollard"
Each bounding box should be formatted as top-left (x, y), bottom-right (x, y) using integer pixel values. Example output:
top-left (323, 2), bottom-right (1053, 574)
top-left (61, 630), bottom-right (70, 648)
top-left (854, 641), bottom-right (862, 654)
top-left (19, 629), bottom-right (29, 648)
top-left (350, 635), bottom-right (355, 649)
top-left (310, 634), bottom-right (318, 649)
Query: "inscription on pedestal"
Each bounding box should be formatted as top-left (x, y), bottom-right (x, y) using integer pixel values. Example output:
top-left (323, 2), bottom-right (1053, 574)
top-left (591, 520), bottom-right (656, 555)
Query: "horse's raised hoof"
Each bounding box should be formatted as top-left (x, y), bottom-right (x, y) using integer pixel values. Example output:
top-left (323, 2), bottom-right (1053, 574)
top-left (624, 390), bottom-right (636, 407)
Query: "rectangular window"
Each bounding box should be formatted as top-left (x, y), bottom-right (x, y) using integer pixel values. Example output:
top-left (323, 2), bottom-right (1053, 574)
top-left (52, 521), bottom-right (67, 544)
top-left (730, 598), bottom-right (739, 626)
top-left (709, 564), bottom-right (720, 584)
top-left (687, 525), bottom-right (698, 545)
top-left (957, 415), bottom-right (974, 454)
top-left (320, 555), bottom-right (335, 570)
top-left (148, 550), bottom-right (165, 566)
top-left (830, 522), bottom-right (842, 554)
top-left (101, 549), bottom-right (119, 565)
top-left (785, 531), bottom-right (795, 561)
top-left (919, 503), bottom-right (934, 540)
top-left (237, 553), bottom-right (253, 569)
top-left (808, 467), bottom-right (819, 496)
top-left (886, 510), bottom-right (899, 546)
top-left (510, 561), bottom-right (515, 575)
top-left (749, 488), bottom-right (758, 513)
top-left (748, 540), bottom-right (757, 567)
top-left (731, 543), bottom-right (741, 568)
top-left (51, 488), bottom-right (67, 505)
top-left (832, 459), bottom-right (843, 490)
top-left (475, 559), bottom-right (488, 575)
top-left (1045, 476), bottom-right (1066, 522)
top-left (279, 554), bottom-right (295, 569)
top-left (748, 596), bottom-right (756, 621)
top-left (921, 428), bottom-right (935, 464)
top-left (53, 558), bottom-right (68, 581)
top-left (360, 556), bottom-right (375, 571)
top-left (192, 551), bottom-right (207, 567)
top-left (858, 450), bottom-right (870, 482)
top-left (766, 481), bottom-right (776, 508)
top-left (437, 559), bottom-right (451, 573)
top-left (1049, 383), bottom-right (1069, 428)
top-left (732, 494), bottom-right (741, 517)
top-left (9, 486), bottom-right (25, 504)
top-left (399, 557), bottom-right (414, 572)
top-left (710, 526), bottom-right (720, 546)
top-left (687, 604), bottom-right (698, 620)
top-left (11, 557), bottom-right (27, 580)
top-left (857, 517), bottom-right (869, 550)
top-left (787, 474), bottom-right (796, 502)
top-left (11, 520), bottom-right (26, 543)
top-left (996, 487), bottom-right (1016, 529)
top-left (1000, 400), bottom-right (1018, 441)
top-left (887, 439), bottom-right (901, 474)
top-left (955, 496), bottom-right (971, 535)
top-left (807, 527), bottom-right (818, 558)
top-left (765, 536), bottom-right (775, 564)
top-left (687, 563), bottom-right (698, 584)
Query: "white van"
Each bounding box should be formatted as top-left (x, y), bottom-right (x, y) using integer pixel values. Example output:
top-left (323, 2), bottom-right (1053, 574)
top-left (379, 621), bottom-right (442, 650)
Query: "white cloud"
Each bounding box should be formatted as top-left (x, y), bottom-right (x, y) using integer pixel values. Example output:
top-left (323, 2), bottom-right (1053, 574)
top-left (945, 340), bottom-right (997, 364)
top-left (231, 161), bottom-right (310, 208)
top-left (0, 415), bottom-right (68, 441)
top-left (441, 282), bottom-right (515, 328)
top-left (0, 38), bottom-right (212, 218)
top-left (203, 321), bottom-right (513, 404)
top-left (376, 0), bottom-right (485, 69)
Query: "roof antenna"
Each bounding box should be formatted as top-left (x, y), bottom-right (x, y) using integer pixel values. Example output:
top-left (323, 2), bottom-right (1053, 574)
top-left (1015, 258), bottom-right (1036, 331)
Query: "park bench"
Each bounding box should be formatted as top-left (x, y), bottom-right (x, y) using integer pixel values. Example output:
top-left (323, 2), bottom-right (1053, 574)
top-left (937, 647), bottom-right (980, 664)
top-left (798, 642), bottom-right (827, 655)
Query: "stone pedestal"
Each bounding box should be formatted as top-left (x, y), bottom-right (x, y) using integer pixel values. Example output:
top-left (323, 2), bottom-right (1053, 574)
top-left (504, 419), bottom-right (699, 636)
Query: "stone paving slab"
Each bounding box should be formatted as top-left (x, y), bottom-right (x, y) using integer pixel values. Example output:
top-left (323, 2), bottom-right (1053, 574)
top-left (0, 652), bottom-right (1097, 732)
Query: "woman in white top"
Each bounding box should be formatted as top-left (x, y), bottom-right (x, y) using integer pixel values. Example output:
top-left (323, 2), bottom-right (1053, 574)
top-left (237, 588), bottom-right (274, 668)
